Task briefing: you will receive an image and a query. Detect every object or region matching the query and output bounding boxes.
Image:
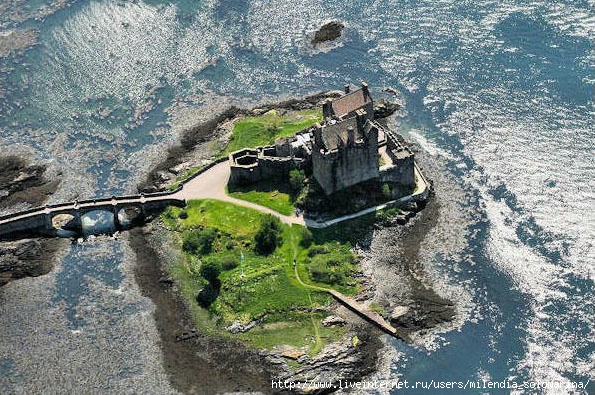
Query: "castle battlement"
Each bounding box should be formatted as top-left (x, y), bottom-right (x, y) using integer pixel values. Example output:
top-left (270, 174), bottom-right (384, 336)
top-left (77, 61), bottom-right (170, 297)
top-left (229, 83), bottom-right (415, 195)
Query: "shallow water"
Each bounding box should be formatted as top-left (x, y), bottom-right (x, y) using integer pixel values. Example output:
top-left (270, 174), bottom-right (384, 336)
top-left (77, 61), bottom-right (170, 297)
top-left (0, 0), bottom-right (593, 393)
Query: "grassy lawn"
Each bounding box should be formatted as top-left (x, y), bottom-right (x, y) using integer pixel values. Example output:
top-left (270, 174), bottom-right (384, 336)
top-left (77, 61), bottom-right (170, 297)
top-left (162, 199), bottom-right (360, 355)
top-left (228, 188), bottom-right (294, 216)
top-left (227, 179), bottom-right (295, 216)
top-left (165, 199), bottom-right (261, 237)
top-left (222, 109), bottom-right (322, 155)
top-left (237, 313), bottom-right (345, 355)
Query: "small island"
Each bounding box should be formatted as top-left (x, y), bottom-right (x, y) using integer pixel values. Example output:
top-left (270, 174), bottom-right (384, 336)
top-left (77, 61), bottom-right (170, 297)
top-left (149, 83), bottom-right (432, 388)
top-left (0, 82), bottom-right (437, 392)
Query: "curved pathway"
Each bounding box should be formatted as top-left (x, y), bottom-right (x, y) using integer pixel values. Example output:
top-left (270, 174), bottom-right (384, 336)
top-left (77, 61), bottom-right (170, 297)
top-left (293, 260), bottom-right (407, 340)
top-left (171, 161), bottom-right (429, 230)
top-left (171, 162), bottom-right (305, 226)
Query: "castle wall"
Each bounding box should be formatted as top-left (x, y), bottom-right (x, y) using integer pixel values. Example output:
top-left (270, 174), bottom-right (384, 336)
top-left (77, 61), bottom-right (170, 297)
top-left (335, 144), bottom-right (379, 191)
top-left (312, 149), bottom-right (337, 193)
top-left (229, 148), bottom-right (303, 186)
top-left (313, 140), bottom-right (379, 195)
top-left (379, 154), bottom-right (415, 185)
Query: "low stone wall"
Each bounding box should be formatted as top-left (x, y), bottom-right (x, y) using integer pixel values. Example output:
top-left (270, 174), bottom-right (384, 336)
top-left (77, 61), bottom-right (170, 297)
top-left (228, 146), bottom-right (305, 186)
top-left (379, 154), bottom-right (415, 185)
top-left (229, 155), bottom-right (295, 185)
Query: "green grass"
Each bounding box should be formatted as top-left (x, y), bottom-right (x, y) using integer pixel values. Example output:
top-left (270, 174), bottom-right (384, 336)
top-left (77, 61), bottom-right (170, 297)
top-left (162, 199), bottom-right (360, 355)
top-left (227, 180), bottom-right (295, 216)
top-left (222, 109), bottom-right (322, 155)
top-left (237, 313), bottom-right (345, 355)
top-left (228, 189), bottom-right (293, 216)
top-left (168, 165), bottom-right (206, 191)
top-left (166, 199), bottom-right (262, 237)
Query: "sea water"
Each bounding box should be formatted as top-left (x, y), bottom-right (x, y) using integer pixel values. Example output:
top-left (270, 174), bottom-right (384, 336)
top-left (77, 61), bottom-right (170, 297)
top-left (0, 0), bottom-right (593, 393)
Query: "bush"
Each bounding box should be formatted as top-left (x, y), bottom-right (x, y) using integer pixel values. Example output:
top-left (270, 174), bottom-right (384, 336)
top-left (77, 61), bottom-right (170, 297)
top-left (221, 255), bottom-right (239, 271)
top-left (263, 111), bottom-right (282, 132)
top-left (200, 260), bottom-right (222, 283)
top-left (196, 282), bottom-right (220, 308)
top-left (178, 210), bottom-right (188, 219)
top-left (254, 214), bottom-right (282, 255)
top-left (299, 227), bottom-right (313, 248)
top-left (289, 169), bottom-right (306, 194)
top-left (309, 256), bottom-right (345, 285)
top-left (307, 246), bottom-right (357, 286)
top-left (381, 183), bottom-right (391, 198)
top-left (307, 245), bottom-right (328, 257)
top-left (183, 228), bottom-right (217, 255)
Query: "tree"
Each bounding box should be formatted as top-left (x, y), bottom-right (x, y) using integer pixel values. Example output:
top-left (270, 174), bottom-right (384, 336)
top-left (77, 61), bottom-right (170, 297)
top-left (196, 283), bottom-right (219, 308)
top-left (299, 227), bottom-right (313, 248)
top-left (183, 228), bottom-right (217, 255)
top-left (254, 214), bottom-right (282, 255)
top-left (199, 260), bottom-right (222, 283)
top-left (263, 110), bottom-right (282, 132)
top-left (289, 169), bottom-right (306, 194)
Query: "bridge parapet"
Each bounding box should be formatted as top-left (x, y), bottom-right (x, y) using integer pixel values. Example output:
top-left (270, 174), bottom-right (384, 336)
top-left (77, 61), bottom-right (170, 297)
top-left (0, 191), bottom-right (186, 240)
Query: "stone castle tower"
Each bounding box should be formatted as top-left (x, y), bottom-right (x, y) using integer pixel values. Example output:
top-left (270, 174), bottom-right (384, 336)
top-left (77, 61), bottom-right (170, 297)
top-left (312, 107), bottom-right (379, 195)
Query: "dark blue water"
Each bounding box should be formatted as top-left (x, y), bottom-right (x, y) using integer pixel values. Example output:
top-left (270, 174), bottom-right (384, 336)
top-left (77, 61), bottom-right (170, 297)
top-left (0, 0), bottom-right (593, 393)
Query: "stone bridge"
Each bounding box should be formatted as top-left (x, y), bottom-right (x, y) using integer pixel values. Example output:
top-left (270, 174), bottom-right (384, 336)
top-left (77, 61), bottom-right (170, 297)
top-left (0, 191), bottom-right (185, 240)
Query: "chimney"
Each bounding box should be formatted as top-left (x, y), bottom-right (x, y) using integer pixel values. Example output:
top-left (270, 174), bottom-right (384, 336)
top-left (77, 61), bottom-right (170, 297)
top-left (322, 100), bottom-right (333, 119)
top-left (313, 123), bottom-right (323, 147)
top-left (361, 81), bottom-right (369, 98)
top-left (344, 84), bottom-right (350, 94)
top-left (355, 109), bottom-right (366, 131)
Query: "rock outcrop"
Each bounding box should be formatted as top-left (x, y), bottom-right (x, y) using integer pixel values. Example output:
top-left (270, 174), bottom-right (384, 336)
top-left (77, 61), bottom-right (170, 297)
top-left (0, 238), bottom-right (67, 286)
top-left (0, 155), bottom-right (64, 286)
top-left (311, 21), bottom-right (345, 45)
top-left (0, 155), bottom-right (60, 209)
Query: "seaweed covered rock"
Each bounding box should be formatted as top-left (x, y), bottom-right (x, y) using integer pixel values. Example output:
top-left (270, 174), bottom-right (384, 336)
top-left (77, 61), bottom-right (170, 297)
top-left (311, 21), bottom-right (345, 45)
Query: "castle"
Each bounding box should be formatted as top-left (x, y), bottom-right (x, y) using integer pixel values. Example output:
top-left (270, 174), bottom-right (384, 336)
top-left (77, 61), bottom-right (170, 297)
top-left (228, 83), bottom-right (415, 196)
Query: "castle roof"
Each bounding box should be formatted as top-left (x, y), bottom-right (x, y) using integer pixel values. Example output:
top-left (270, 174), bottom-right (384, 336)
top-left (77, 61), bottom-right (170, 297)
top-left (319, 117), bottom-right (372, 151)
top-left (330, 87), bottom-right (372, 118)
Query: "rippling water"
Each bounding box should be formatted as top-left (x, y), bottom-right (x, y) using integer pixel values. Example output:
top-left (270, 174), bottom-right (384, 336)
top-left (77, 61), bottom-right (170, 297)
top-left (0, 0), bottom-right (593, 393)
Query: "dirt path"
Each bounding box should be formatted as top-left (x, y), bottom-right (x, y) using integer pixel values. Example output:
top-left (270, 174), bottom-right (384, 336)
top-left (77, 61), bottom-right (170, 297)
top-left (171, 161), bottom-right (429, 230)
top-left (171, 162), bottom-right (305, 226)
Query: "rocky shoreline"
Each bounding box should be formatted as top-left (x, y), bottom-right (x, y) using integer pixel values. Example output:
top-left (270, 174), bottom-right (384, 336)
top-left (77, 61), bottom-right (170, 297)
top-left (138, 91), bottom-right (398, 194)
top-left (0, 156), bottom-right (67, 287)
top-left (131, 220), bottom-right (384, 394)
top-left (129, 93), bottom-right (455, 394)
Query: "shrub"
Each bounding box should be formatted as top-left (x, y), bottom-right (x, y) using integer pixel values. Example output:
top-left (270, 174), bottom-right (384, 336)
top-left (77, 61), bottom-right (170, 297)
top-left (309, 256), bottom-right (345, 285)
top-left (183, 228), bottom-right (217, 255)
top-left (221, 255), bottom-right (239, 271)
top-left (200, 260), bottom-right (222, 283)
top-left (381, 183), bottom-right (391, 198)
top-left (263, 111), bottom-right (282, 132)
top-left (307, 247), bottom-right (357, 286)
top-left (178, 210), bottom-right (188, 219)
top-left (299, 227), bottom-right (313, 248)
top-left (196, 282), bottom-right (220, 308)
top-left (254, 214), bottom-right (282, 255)
top-left (307, 245), bottom-right (328, 257)
top-left (289, 169), bottom-right (306, 194)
